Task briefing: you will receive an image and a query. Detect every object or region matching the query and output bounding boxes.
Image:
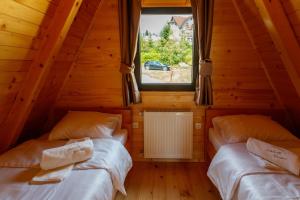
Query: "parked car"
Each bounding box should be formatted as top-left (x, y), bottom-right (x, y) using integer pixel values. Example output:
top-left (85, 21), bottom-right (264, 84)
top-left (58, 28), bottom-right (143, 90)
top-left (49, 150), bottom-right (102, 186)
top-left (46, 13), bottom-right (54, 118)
top-left (144, 61), bottom-right (170, 71)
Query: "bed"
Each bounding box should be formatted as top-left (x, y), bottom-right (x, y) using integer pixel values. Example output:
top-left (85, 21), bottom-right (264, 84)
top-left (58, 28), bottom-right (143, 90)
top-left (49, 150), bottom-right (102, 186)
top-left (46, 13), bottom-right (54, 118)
top-left (204, 108), bottom-right (291, 160)
top-left (205, 108), bottom-right (300, 200)
top-left (0, 107), bottom-right (133, 200)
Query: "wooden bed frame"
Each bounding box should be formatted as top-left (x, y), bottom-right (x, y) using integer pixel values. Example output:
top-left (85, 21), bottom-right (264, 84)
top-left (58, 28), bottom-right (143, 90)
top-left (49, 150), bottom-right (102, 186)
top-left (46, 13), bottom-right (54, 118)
top-left (45, 107), bottom-right (133, 151)
top-left (204, 108), bottom-right (290, 161)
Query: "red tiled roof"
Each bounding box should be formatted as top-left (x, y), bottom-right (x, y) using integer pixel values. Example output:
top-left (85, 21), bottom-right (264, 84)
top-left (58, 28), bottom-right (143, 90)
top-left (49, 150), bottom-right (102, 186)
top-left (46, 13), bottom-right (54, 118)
top-left (170, 16), bottom-right (192, 27)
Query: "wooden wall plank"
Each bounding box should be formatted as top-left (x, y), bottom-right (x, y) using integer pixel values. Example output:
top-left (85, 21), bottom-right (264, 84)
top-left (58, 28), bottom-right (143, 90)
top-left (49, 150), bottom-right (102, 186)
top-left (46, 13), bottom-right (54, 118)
top-left (0, 46), bottom-right (36, 60)
top-left (0, 14), bottom-right (40, 37)
top-left (0, 60), bottom-right (30, 72)
top-left (0, 31), bottom-right (35, 49)
top-left (1, 0), bottom-right (46, 25)
top-left (13, 0), bottom-right (54, 14)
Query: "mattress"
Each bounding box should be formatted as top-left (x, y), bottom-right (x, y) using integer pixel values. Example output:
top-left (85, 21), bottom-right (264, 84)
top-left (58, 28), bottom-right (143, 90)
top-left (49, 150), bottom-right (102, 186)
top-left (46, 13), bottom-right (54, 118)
top-left (208, 128), bottom-right (226, 150)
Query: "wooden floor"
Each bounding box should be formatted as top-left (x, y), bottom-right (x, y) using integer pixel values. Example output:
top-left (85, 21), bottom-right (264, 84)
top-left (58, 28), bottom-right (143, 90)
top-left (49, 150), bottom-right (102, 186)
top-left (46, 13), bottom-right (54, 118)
top-left (115, 162), bottom-right (220, 200)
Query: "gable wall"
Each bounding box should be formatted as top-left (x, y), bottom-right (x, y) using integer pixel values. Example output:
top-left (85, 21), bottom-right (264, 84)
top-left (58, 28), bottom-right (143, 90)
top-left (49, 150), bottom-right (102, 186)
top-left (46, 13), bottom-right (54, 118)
top-left (55, 0), bottom-right (281, 161)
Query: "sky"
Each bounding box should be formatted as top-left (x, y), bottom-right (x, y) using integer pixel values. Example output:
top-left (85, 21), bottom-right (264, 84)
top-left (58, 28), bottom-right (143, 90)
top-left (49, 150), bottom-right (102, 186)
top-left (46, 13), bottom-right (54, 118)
top-left (140, 14), bottom-right (191, 35)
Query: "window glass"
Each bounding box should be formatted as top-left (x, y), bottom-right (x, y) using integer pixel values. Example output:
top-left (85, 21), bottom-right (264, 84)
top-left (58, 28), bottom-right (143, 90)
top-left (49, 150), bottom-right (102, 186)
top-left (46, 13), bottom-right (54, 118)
top-left (135, 8), bottom-right (198, 91)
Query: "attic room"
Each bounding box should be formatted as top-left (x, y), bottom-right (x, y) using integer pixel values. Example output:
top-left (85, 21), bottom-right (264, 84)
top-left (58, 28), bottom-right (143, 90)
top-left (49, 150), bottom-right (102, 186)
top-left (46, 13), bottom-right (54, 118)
top-left (0, 0), bottom-right (300, 199)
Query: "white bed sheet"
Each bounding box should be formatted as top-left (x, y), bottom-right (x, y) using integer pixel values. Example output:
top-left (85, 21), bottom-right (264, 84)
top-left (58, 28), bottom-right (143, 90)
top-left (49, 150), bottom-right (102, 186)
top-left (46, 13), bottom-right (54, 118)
top-left (0, 135), bottom-right (131, 200)
top-left (208, 143), bottom-right (300, 200)
top-left (234, 172), bottom-right (300, 200)
top-left (0, 167), bottom-right (116, 200)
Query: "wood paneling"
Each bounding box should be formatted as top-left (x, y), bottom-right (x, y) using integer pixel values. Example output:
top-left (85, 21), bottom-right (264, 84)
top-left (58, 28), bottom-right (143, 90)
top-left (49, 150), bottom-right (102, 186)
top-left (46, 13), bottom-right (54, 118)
top-left (56, 0), bottom-right (281, 161)
top-left (56, 0), bottom-right (123, 108)
top-left (212, 0), bottom-right (280, 109)
top-left (0, 0), bottom-right (59, 126)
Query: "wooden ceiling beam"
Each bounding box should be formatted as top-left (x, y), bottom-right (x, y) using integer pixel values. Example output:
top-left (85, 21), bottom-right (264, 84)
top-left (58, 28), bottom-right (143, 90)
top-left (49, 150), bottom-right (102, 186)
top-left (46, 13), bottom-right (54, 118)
top-left (254, 0), bottom-right (300, 96)
top-left (0, 0), bottom-right (83, 152)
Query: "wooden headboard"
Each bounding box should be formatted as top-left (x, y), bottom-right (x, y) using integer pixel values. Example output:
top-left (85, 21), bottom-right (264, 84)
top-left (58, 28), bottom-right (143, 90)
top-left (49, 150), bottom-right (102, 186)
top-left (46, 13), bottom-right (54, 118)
top-left (45, 107), bottom-right (132, 149)
top-left (204, 108), bottom-right (290, 161)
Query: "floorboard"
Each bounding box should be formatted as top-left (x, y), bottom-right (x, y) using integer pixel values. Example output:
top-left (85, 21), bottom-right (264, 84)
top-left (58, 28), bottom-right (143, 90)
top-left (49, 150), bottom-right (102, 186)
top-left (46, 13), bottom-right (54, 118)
top-left (115, 162), bottom-right (220, 200)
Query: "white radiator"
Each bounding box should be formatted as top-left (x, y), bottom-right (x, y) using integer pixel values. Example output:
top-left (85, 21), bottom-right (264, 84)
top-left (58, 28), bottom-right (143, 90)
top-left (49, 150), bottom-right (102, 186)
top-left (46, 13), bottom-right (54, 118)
top-left (144, 111), bottom-right (193, 159)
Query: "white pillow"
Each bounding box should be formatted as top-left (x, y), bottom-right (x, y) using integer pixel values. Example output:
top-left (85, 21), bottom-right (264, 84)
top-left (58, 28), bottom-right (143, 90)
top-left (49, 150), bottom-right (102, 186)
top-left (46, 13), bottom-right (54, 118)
top-left (212, 114), bottom-right (297, 143)
top-left (48, 111), bottom-right (122, 140)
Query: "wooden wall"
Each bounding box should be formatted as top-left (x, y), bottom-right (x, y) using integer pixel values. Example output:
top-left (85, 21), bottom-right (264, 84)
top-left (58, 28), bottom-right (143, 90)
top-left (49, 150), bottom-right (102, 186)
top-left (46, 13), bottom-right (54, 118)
top-left (3, 0), bottom-right (298, 160)
top-left (55, 0), bottom-right (280, 161)
top-left (56, 0), bottom-right (123, 108)
top-left (212, 1), bottom-right (280, 108)
top-left (0, 0), bottom-right (59, 125)
top-left (233, 0), bottom-right (300, 134)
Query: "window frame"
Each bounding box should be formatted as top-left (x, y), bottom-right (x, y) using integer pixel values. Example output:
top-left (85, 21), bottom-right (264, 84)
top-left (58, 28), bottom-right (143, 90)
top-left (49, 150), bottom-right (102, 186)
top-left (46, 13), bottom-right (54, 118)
top-left (135, 7), bottom-right (199, 91)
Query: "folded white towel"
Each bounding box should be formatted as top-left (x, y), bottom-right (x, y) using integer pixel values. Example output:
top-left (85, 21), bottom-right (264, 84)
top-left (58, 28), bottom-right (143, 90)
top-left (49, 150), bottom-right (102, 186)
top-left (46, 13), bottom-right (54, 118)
top-left (31, 164), bottom-right (74, 184)
top-left (40, 138), bottom-right (93, 170)
top-left (247, 138), bottom-right (300, 175)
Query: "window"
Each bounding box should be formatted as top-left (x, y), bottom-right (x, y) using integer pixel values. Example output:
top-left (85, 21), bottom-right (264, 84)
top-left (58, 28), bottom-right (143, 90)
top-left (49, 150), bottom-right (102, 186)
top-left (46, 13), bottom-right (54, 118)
top-left (135, 8), bottom-right (198, 91)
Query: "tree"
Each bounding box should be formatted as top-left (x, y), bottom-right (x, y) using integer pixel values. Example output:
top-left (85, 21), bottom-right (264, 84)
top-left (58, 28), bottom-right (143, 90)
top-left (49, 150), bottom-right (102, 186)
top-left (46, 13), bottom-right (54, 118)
top-left (160, 23), bottom-right (172, 41)
top-left (141, 22), bottom-right (193, 68)
top-left (145, 30), bottom-right (150, 36)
